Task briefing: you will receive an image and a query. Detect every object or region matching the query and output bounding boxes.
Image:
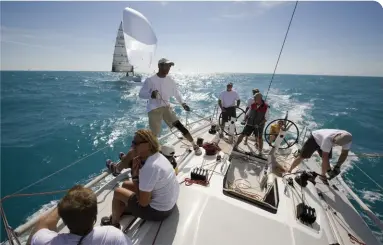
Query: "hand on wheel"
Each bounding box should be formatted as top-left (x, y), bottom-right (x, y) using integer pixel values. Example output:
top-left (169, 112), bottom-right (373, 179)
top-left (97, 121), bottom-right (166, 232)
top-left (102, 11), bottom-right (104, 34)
top-left (182, 103), bottom-right (191, 111)
top-left (151, 90), bottom-right (159, 99)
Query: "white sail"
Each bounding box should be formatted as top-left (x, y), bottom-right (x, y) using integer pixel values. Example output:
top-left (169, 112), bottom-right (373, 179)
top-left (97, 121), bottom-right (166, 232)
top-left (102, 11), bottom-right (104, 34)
top-left (122, 7), bottom-right (157, 69)
top-left (112, 21), bottom-right (133, 72)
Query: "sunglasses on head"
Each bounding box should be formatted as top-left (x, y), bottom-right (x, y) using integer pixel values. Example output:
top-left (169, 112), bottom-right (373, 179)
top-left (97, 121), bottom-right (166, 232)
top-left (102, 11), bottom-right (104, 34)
top-left (132, 140), bottom-right (147, 146)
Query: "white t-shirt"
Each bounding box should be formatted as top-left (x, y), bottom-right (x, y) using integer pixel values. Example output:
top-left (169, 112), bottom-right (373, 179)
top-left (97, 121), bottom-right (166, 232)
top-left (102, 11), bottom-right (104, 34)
top-left (246, 97), bottom-right (254, 108)
top-left (219, 90), bottom-right (240, 108)
top-left (312, 129), bottom-right (352, 153)
top-left (139, 74), bottom-right (183, 112)
top-left (31, 226), bottom-right (132, 245)
top-left (139, 152), bottom-right (179, 211)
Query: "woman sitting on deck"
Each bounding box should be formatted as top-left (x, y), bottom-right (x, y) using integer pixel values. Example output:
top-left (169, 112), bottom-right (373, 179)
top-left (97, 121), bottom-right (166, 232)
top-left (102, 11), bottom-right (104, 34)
top-left (102, 129), bottom-right (179, 228)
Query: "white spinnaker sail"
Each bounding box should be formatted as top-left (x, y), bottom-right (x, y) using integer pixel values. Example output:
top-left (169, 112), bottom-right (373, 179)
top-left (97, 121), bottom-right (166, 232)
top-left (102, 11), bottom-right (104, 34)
top-left (112, 22), bottom-right (133, 72)
top-left (122, 7), bottom-right (157, 69)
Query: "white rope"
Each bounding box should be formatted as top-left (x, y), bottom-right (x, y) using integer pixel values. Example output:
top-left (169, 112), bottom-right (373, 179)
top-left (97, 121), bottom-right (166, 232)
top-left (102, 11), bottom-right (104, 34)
top-left (9, 145), bottom-right (111, 196)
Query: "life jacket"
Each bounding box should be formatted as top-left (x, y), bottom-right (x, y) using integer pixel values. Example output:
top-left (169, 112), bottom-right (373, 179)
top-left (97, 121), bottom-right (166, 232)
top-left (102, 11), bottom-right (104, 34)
top-left (247, 100), bottom-right (269, 126)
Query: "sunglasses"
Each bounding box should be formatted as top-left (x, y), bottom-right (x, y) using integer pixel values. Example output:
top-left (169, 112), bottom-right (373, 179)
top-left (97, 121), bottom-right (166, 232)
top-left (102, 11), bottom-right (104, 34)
top-left (132, 140), bottom-right (147, 146)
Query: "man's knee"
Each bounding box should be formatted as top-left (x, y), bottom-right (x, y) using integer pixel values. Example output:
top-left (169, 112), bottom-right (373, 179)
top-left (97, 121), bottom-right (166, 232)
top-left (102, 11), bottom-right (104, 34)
top-left (172, 120), bottom-right (189, 135)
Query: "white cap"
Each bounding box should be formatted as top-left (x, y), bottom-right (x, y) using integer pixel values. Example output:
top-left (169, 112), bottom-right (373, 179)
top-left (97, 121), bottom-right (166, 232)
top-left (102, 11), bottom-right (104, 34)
top-left (158, 58), bottom-right (175, 66)
top-left (334, 132), bottom-right (352, 146)
top-left (160, 145), bottom-right (175, 156)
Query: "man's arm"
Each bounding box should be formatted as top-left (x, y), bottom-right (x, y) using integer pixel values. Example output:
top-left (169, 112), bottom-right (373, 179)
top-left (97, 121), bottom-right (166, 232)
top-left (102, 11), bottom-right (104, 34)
top-left (336, 150), bottom-right (349, 166)
top-left (116, 149), bottom-right (135, 172)
top-left (321, 152), bottom-right (331, 175)
top-left (137, 189), bottom-right (152, 207)
top-left (260, 107), bottom-right (269, 125)
top-left (26, 208), bottom-right (60, 245)
top-left (138, 166), bottom-right (159, 207)
top-left (138, 78), bottom-right (152, 99)
top-left (236, 92), bottom-right (240, 107)
top-left (218, 100), bottom-right (223, 110)
top-left (218, 92), bottom-right (224, 110)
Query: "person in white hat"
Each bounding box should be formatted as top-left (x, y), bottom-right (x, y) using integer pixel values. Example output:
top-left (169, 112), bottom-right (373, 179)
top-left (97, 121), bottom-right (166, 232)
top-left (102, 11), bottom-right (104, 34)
top-left (287, 129), bottom-right (353, 184)
top-left (138, 58), bottom-right (202, 156)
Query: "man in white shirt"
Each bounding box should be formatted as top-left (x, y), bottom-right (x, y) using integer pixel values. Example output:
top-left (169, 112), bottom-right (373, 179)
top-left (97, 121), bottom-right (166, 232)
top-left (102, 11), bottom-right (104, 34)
top-left (139, 58), bottom-right (202, 156)
top-left (288, 129), bottom-right (352, 184)
top-left (218, 82), bottom-right (240, 137)
top-left (28, 185), bottom-right (132, 245)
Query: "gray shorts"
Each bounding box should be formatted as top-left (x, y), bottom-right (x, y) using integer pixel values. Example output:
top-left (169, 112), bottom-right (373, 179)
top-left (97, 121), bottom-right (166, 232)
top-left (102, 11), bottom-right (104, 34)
top-left (125, 194), bottom-right (175, 221)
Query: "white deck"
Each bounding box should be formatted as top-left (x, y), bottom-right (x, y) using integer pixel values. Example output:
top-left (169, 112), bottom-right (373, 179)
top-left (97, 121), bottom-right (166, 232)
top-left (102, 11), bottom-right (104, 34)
top-left (9, 120), bottom-right (381, 245)
top-left (54, 121), bottom-right (381, 245)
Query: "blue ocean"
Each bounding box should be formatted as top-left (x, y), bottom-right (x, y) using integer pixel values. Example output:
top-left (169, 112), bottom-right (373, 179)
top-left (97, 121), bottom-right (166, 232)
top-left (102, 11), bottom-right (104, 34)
top-left (1, 71), bottom-right (382, 242)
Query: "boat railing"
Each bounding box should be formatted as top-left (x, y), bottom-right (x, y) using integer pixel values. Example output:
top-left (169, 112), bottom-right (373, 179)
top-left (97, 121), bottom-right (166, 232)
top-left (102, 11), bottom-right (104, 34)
top-left (1, 105), bottom-right (216, 244)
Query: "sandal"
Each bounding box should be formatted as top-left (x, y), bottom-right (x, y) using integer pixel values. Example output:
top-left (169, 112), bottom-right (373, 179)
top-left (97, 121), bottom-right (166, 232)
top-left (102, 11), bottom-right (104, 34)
top-left (119, 152), bottom-right (125, 160)
top-left (101, 215), bottom-right (121, 229)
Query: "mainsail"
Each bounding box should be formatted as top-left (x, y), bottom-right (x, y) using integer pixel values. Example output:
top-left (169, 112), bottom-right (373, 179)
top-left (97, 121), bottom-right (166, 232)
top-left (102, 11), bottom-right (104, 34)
top-left (111, 21), bottom-right (133, 72)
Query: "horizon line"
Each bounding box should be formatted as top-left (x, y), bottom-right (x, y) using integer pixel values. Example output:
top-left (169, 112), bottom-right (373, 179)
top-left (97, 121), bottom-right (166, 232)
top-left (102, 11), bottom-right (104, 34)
top-left (1, 70), bottom-right (382, 78)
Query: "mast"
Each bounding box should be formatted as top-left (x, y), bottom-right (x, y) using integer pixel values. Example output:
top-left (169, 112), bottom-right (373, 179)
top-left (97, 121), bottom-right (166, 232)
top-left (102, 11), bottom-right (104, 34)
top-left (111, 21), bottom-right (133, 73)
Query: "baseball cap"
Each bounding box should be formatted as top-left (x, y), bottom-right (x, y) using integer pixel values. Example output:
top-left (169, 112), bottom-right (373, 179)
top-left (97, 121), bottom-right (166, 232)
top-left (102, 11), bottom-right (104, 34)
top-left (227, 82), bottom-right (233, 86)
top-left (158, 58), bottom-right (174, 66)
top-left (334, 132), bottom-right (352, 146)
top-left (252, 88), bottom-right (260, 94)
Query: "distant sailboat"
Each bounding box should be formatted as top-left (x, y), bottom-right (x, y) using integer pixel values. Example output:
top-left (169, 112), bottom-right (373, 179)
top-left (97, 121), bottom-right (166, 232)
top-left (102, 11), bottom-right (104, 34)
top-left (111, 21), bottom-right (142, 82)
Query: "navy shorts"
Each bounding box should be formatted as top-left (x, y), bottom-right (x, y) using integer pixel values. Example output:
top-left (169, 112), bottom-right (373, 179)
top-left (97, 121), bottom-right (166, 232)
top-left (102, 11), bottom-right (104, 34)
top-left (300, 135), bottom-right (333, 159)
top-left (241, 124), bottom-right (265, 137)
top-left (222, 107), bottom-right (237, 123)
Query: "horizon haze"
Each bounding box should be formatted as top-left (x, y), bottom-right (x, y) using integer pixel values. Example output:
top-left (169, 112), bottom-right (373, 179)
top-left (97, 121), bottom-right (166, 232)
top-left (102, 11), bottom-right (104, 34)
top-left (1, 1), bottom-right (383, 77)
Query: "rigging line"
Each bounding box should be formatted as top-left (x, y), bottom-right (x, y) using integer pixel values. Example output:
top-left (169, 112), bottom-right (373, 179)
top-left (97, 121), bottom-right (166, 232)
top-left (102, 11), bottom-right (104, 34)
top-left (264, 1), bottom-right (299, 102)
top-left (7, 144), bottom-right (111, 197)
top-left (349, 163), bottom-right (383, 192)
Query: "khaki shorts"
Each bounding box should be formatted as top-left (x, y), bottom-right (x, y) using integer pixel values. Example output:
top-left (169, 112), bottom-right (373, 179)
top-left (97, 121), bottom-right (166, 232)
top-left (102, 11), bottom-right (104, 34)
top-left (148, 106), bottom-right (179, 136)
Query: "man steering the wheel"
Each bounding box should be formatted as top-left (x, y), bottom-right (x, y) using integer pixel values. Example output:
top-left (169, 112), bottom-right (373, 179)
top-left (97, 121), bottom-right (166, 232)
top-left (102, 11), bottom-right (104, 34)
top-left (218, 82), bottom-right (240, 138)
top-left (233, 93), bottom-right (269, 154)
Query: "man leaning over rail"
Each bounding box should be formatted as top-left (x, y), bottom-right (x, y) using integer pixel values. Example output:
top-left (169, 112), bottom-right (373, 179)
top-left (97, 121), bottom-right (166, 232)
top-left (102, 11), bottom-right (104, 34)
top-left (287, 129), bottom-right (352, 184)
top-left (27, 185), bottom-right (132, 245)
top-left (138, 58), bottom-right (202, 156)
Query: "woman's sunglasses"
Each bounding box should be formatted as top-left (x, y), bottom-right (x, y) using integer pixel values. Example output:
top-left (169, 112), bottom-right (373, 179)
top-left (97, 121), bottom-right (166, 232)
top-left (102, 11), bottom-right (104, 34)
top-left (132, 140), bottom-right (147, 146)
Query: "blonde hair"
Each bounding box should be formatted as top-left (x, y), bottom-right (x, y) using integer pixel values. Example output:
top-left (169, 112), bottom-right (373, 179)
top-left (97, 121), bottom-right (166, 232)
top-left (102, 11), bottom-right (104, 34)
top-left (135, 129), bottom-right (160, 154)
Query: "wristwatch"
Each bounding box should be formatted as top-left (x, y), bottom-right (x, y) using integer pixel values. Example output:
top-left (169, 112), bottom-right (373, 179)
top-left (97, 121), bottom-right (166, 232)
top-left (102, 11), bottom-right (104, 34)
top-left (132, 176), bottom-right (139, 182)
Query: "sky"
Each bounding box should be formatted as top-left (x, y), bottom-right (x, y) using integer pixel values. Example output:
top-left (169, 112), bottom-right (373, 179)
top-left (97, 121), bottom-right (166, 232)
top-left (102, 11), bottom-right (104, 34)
top-left (1, 1), bottom-right (383, 76)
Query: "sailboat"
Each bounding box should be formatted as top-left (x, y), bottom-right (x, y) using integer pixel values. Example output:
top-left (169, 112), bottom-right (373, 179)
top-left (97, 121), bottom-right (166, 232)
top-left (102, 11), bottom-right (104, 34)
top-left (111, 21), bottom-right (142, 83)
top-left (2, 3), bottom-right (382, 245)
